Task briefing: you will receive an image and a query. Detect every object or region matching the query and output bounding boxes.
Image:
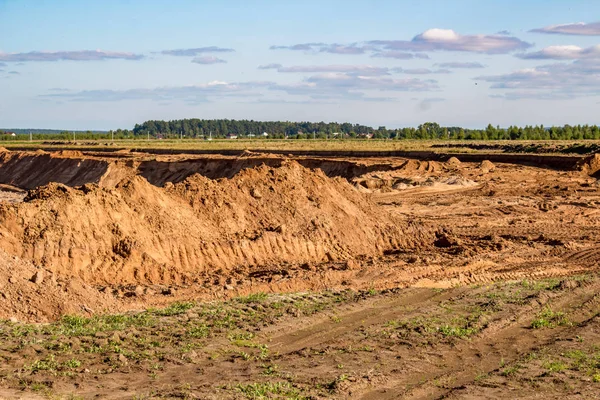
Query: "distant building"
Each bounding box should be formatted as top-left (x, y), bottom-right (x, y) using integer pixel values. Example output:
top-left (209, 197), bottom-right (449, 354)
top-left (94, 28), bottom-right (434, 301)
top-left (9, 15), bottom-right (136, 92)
top-left (227, 134), bottom-right (238, 139)
top-left (262, 132), bottom-right (269, 137)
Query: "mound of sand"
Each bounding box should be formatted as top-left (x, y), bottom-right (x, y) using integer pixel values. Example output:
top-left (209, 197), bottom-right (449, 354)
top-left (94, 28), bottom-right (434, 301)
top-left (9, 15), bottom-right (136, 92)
top-left (480, 160), bottom-right (496, 173)
top-left (0, 161), bottom-right (434, 286)
top-left (0, 147), bottom-right (8, 153)
top-left (0, 249), bottom-right (120, 322)
top-left (54, 150), bottom-right (85, 158)
top-left (577, 154), bottom-right (600, 176)
top-left (447, 157), bottom-right (461, 167)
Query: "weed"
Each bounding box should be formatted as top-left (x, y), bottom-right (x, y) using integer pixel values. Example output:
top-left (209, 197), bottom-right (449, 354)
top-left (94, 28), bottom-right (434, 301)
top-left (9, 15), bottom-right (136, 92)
top-left (63, 359), bottom-right (81, 369)
top-left (531, 308), bottom-right (571, 329)
top-left (29, 382), bottom-right (48, 392)
top-left (521, 278), bottom-right (561, 291)
top-left (187, 324), bottom-right (210, 339)
top-left (27, 355), bottom-right (58, 373)
top-left (150, 302), bottom-right (195, 316)
top-left (474, 372), bottom-right (488, 382)
top-left (55, 313), bottom-right (154, 336)
top-left (544, 360), bottom-right (568, 373)
top-left (261, 364), bottom-right (279, 376)
top-left (236, 381), bottom-right (307, 399)
top-left (228, 331), bottom-right (255, 341)
top-left (237, 292), bottom-right (269, 304)
top-left (501, 363), bottom-right (521, 376)
top-left (438, 325), bottom-right (477, 338)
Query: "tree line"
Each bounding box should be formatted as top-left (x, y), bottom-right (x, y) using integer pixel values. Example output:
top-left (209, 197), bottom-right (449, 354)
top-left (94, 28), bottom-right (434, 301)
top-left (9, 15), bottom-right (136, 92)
top-left (132, 120), bottom-right (600, 140)
top-left (2, 120), bottom-right (600, 141)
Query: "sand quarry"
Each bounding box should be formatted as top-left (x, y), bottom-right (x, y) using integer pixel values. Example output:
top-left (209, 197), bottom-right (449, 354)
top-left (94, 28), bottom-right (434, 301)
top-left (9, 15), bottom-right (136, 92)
top-left (0, 148), bottom-right (600, 399)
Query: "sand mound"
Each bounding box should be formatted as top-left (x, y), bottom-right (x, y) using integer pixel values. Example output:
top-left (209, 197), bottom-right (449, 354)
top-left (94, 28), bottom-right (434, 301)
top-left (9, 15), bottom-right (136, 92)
top-left (447, 157), bottom-right (461, 167)
top-left (54, 150), bottom-right (85, 158)
top-left (0, 161), bottom-right (434, 286)
top-left (0, 249), bottom-right (120, 322)
top-left (397, 159), bottom-right (446, 173)
top-left (578, 154), bottom-right (600, 176)
top-left (0, 147), bottom-right (8, 153)
top-left (480, 160), bottom-right (496, 173)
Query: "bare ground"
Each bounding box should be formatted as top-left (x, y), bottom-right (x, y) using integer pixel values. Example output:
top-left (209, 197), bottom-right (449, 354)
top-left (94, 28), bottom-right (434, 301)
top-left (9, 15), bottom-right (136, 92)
top-left (0, 149), bottom-right (599, 398)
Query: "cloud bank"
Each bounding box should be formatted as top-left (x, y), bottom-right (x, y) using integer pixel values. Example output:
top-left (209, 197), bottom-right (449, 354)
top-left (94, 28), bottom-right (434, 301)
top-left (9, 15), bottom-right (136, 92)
top-left (530, 22), bottom-right (600, 36)
top-left (271, 29), bottom-right (531, 58)
top-left (191, 56), bottom-right (227, 64)
top-left (0, 50), bottom-right (143, 62)
top-left (435, 62), bottom-right (485, 68)
top-left (477, 59), bottom-right (600, 99)
top-left (518, 45), bottom-right (600, 60)
top-left (160, 46), bottom-right (235, 56)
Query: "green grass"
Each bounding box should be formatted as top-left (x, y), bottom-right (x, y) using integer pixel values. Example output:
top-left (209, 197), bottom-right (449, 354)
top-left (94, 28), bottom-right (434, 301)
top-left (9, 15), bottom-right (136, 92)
top-left (438, 324), bottom-right (478, 338)
top-left (237, 292), bottom-right (269, 304)
top-left (530, 308), bottom-right (571, 329)
top-left (149, 301), bottom-right (195, 316)
top-left (236, 382), bottom-right (307, 400)
top-left (544, 360), bottom-right (568, 373)
top-left (54, 313), bottom-right (155, 336)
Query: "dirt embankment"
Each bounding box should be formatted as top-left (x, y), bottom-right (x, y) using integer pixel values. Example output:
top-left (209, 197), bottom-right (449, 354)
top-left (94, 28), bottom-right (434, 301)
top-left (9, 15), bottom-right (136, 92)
top-left (0, 161), bottom-right (434, 287)
top-left (0, 249), bottom-right (121, 322)
top-left (0, 150), bottom-right (136, 190)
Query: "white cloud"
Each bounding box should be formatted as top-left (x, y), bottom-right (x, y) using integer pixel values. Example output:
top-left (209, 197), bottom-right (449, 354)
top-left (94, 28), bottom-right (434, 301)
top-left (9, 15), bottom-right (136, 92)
top-left (258, 64), bottom-right (391, 76)
top-left (518, 45), bottom-right (600, 60)
top-left (0, 50), bottom-right (143, 62)
top-left (40, 81), bottom-right (273, 103)
top-left (476, 59), bottom-right (600, 99)
top-left (270, 43), bottom-right (367, 54)
top-left (160, 47), bottom-right (234, 56)
top-left (369, 29), bottom-right (531, 54)
top-left (271, 29), bottom-right (529, 57)
top-left (371, 51), bottom-right (429, 59)
top-left (393, 67), bottom-right (451, 75)
top-left (435, 62), bottom-right (485, 68)
top-left (191, 56), bottom-right (227, 64)
top-left (258, 63), bottom-right (282, 69)
top-left (530, 22), bottom-right (600, 36)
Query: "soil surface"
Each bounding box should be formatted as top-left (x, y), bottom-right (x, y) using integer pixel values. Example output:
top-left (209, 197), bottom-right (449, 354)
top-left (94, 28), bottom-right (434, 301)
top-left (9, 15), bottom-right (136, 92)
top-left (0, 149), bottom-right (599, 398)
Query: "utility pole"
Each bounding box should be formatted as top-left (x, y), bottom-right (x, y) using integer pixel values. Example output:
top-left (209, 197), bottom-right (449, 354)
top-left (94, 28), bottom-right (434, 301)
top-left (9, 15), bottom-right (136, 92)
top-left (111, 130), bottom-right (114, 142)
top-left (29, 131), bottom-right (32, 141)
top-left (73, 131), bottom-right (75, 141)
top-left (147, 131), bottom-right (149, 141)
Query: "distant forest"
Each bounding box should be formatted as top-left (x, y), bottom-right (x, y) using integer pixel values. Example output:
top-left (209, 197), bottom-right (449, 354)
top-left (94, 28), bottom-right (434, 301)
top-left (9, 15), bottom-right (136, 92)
top-left (2, 120), bottom-right (600, 141)
top-left (132, 120), bottom-right (600, 140)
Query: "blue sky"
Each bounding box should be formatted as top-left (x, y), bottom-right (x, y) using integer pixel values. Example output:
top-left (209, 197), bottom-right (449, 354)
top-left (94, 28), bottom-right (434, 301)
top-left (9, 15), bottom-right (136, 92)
top-left (2, 0), bottom-right (600, 130)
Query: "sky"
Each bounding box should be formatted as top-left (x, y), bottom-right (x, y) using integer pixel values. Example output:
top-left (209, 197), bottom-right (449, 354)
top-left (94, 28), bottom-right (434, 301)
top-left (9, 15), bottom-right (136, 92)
top-left (2, 0), bottom-right (600, 130)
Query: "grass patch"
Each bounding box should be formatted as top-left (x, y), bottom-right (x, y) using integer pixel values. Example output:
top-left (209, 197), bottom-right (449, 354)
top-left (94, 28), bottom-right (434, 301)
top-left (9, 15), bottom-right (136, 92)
top-left (544, 360), bottom-right (568, 373)
top-left (530, 308), bottom-right (571, 329)
top-left (237, 292), bottom-right (269, 304)
top-left (236, 382), bottom-right (307, 399)
top-left (149, 301), bottom-right (195, 316)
